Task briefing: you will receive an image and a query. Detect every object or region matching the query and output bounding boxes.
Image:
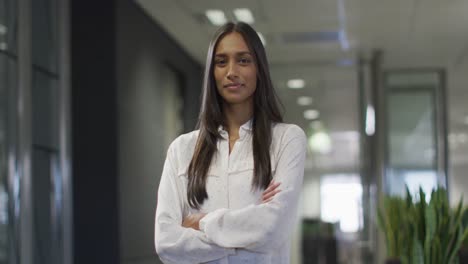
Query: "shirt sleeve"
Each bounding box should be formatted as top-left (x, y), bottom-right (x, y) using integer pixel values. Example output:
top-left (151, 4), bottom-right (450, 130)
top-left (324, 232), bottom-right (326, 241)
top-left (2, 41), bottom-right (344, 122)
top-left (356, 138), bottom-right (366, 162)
top-left (154, 141), bottom-right (235, 264)
top-left (199, 126), bottom-right (307, 253)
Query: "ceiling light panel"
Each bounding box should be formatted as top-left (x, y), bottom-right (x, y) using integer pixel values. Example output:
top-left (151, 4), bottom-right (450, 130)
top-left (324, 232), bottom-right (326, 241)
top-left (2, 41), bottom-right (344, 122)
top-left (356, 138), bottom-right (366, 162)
top-left (0, 24), bottom-right (7, 35)
top-left (205, 10), bottom-right (227, 26)
top-left (297, 96), bottom-right (313, 106)
top-left (304, 109), bottom-right (320, 120)
top-left (287, 79), bottom-right (305, 89)
top-left (233, 8), bottom-right (254, 24)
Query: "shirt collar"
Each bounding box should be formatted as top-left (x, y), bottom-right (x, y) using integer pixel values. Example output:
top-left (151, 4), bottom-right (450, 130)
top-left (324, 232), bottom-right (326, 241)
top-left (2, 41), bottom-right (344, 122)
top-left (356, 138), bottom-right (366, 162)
top-left (217, 118), bottom-right (253, 140)
top-left (240, 118), bottom-right (253, 131)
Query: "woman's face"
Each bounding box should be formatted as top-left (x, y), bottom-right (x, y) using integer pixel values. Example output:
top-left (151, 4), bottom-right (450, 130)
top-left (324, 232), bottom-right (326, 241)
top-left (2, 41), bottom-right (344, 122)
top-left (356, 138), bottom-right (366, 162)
top-left (213, 32), bottom-right (257, 106)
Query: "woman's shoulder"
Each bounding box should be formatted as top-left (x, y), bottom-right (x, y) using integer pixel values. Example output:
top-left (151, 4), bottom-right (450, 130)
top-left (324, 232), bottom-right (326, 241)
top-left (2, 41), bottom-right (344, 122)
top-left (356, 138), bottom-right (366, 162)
top-left (168, 130), bottom-right (200, 153)
top-left (270, 123), bottom-right (307, 161)
top-left (272, 122), bottom-right (306, 141)
top-left (166, 130), bottom-right (200, 171)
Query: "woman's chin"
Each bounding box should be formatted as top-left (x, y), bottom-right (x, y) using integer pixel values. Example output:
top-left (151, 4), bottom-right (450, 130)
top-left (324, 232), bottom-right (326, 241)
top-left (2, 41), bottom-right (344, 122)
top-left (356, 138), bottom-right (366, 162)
top-left (222, 96), bottom-right (253, 106)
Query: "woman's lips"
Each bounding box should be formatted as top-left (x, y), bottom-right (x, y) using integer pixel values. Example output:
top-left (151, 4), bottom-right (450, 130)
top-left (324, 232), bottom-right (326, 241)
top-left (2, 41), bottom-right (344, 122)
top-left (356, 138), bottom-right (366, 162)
top-left (224, 83), bottom-right (243, 90)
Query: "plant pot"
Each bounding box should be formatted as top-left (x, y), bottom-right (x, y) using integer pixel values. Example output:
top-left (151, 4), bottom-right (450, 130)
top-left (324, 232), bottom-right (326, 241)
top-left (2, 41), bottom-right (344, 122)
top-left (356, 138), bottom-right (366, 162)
top-left (385, 259), bottom-right (401, 264)
top-left (459, 248), bottom-right (468, 263)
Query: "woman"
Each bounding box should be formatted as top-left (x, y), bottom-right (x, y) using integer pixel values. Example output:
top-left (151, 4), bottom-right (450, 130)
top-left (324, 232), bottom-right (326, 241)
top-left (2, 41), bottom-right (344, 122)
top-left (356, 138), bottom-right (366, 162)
top-left (155, 22), bottom-right (307, 264)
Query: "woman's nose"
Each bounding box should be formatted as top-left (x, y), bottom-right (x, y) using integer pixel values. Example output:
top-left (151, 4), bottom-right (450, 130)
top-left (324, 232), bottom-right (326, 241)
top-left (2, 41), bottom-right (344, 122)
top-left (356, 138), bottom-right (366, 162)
top-left (226, 61), bottom-right (239, 78)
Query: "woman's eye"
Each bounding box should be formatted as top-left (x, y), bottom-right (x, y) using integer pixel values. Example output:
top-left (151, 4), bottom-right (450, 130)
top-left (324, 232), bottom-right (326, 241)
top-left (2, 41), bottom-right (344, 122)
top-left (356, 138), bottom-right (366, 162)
top-left (239, 58), bottom-right (251, 64)
top-left (215, 59), bottom-right (226, 65)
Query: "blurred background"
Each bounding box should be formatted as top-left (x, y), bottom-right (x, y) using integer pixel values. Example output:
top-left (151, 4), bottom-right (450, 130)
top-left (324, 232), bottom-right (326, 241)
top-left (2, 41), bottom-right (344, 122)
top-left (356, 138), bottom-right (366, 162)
top-left (1, 0), bottom-right (468, 263)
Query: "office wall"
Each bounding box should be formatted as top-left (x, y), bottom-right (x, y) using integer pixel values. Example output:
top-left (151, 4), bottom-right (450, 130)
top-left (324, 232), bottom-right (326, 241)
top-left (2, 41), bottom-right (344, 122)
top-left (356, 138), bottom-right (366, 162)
top-left (302, 174), bottom-right (321, 219)
top-left (116, 1), bottom-right (203, 264)
top-left (72, 0), bottom-right (202, 263)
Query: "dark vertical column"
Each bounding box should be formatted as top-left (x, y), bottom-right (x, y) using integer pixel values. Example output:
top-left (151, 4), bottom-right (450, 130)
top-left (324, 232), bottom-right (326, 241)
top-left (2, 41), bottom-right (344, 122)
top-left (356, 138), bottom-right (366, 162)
top-left (357, 56), bottom-right (372, 264)
top-left (437, 70), bottom-right (449, 194)
top-left (18, 0), bottom-right (33, 262)
top-left (71, 0), bottom-right (119, 263)
top-left (370, 49), bottom-right (385, 264)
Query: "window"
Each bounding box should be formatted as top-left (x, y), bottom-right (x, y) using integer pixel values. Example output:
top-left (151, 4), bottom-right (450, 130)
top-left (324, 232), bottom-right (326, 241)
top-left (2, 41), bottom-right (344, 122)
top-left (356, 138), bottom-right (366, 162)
top-left (320, 174), bottom-right (363, 233)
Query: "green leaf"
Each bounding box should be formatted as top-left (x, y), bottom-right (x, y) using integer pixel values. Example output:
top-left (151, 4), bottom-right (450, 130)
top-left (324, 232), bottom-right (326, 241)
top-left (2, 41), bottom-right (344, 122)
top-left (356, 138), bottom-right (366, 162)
top-left (445, 200), bottom-right (465, 262)
top-left (411, 234), bottom-right (424, 264)
top-left (432, 237), bottom-right (441, 264)
top-left (447, 226), bottom-right (467, 264)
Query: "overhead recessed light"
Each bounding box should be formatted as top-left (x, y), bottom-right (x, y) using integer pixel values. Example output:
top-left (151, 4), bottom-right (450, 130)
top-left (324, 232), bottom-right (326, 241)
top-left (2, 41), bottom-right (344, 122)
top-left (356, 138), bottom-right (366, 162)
top-left (310, 120), bottom-right (323, 130)
top-left (287, 79), bottom-right (305, 89)
top-left (304, 109), bottom-right (320, 120)
top-left (458, 133), bottom-right (468, 144)
top-left (257, 32), bottom-right (266, 46)
top-left (233, 8), bottom-right (254, 24)
top-left (0, 42), bottom-right (7, 51)
top-left (0, 24), bottom-right (7, 35)
top-left (205, 10), bottom-right (227, 26)
top-left (297, 96), bottom-right (313, 106)
top-left (309, 131), bottom-right (331, 154)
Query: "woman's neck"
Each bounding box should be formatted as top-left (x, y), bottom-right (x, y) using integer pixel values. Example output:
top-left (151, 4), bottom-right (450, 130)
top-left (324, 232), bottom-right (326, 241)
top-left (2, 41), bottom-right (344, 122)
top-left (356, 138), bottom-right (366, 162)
top-left (223, 103), bottom-right (253, 139)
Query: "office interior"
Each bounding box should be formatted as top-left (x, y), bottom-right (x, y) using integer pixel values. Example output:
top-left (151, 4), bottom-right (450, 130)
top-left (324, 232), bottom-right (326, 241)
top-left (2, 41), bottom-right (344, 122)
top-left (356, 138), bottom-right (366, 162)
top-left (1, 0), bottom-right (468, 263)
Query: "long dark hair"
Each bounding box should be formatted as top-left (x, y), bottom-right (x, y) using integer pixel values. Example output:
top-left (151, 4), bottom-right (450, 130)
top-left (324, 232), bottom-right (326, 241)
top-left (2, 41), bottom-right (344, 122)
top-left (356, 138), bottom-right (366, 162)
top-left (187, 22), bottom-right (283, 209)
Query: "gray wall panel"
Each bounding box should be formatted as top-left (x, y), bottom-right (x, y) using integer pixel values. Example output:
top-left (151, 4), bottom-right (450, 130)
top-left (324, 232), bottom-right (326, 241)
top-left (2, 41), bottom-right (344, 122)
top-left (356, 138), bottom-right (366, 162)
top-left (116, 1), bottom-right (202, 263)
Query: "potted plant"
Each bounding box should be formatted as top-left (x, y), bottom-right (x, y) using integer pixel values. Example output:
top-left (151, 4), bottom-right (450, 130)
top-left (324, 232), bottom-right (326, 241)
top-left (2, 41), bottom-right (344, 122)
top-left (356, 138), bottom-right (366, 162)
top-left (378, 187), bottom-right (468, 264)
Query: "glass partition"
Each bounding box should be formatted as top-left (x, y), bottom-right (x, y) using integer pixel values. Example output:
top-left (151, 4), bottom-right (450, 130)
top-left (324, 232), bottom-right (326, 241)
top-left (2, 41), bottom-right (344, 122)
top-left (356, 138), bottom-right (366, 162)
top-left (31, 0), bottom-right (63, 263)
top-left (32, 0), bottom-right (58, 74)
top-left (0, 0), bottom-right (17, 262)
top-left (1, 0), bottom-right (70, 263)
top-left (384, 70), bottom-right (447, 197)
top-left (0, 0), bottom-right (17, 55)
top-left (0, 50), bottom-right (15, 264)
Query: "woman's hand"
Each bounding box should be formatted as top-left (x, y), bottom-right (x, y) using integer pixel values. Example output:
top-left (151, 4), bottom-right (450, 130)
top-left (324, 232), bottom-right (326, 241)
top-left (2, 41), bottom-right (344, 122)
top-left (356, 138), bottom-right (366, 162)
top-left (182, 213), bottom-right (206, 230)
top-left (261, 180), bottom-right (281, 204)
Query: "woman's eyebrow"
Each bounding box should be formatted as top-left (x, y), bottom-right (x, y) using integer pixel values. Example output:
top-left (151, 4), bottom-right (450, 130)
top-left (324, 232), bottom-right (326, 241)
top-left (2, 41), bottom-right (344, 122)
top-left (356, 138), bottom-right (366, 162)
top-left (215, 51), bottom-right (252, 57)
top-left (236, 51), bottom-right (252, 56)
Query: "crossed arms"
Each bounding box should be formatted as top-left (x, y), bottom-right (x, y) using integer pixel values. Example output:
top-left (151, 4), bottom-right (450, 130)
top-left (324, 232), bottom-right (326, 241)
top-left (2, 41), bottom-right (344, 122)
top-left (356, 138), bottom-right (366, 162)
top-left (154, 132), bottom-right (306, 264)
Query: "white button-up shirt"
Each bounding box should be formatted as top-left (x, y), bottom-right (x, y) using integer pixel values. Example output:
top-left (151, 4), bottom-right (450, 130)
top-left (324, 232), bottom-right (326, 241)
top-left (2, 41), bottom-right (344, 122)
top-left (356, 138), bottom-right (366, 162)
top-left (155, 121), bottom-right (307, 264)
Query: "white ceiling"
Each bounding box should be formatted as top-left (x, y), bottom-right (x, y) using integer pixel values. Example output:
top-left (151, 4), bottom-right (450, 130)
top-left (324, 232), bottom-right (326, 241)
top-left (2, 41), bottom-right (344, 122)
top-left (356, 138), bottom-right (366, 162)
top-left (135, 0), bottom-right (468, 172)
